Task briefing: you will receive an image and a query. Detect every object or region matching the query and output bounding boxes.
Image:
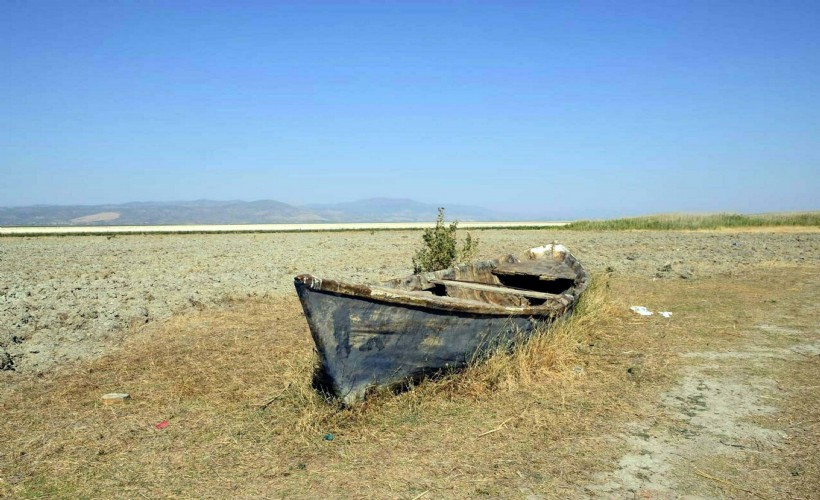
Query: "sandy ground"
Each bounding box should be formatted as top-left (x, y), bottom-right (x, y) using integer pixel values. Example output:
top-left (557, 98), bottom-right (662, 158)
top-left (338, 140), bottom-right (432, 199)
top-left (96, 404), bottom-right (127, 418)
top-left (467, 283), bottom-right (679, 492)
top-left (1, 229), bottom-right (817, 373)
top-left (586, 319), bottom-right (820, 497)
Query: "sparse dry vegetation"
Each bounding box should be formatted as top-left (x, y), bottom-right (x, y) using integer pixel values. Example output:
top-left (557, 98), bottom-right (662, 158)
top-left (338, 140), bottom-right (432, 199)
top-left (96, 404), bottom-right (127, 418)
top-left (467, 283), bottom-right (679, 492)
top-left (3, 265), bottom-right (817, 498)
top-left (0, 275), bottom-right (629, 498)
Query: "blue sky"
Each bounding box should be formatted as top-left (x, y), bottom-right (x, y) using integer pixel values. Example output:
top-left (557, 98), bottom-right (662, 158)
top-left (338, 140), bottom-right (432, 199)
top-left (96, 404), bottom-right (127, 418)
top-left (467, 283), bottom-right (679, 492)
top-left (1, 1), bottom-right (818, 218)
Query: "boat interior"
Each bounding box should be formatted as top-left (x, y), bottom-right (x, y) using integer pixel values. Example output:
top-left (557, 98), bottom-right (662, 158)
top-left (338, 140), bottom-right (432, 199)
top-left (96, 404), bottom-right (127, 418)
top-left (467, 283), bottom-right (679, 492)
top-left (385, 256), bottom-right (580, 308)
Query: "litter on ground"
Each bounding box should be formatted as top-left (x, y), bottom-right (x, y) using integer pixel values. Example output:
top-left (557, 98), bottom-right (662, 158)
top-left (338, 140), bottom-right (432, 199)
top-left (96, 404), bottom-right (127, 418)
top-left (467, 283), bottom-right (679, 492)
top-left (630, 306), bottom-right (672, 318)
top-left (630, 306), bottom-right (653, 316)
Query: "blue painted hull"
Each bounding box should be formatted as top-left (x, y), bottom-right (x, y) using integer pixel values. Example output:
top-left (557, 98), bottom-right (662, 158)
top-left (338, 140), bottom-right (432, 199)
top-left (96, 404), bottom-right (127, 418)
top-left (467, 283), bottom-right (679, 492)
top-left (295, 282), bottom-right (545, 403)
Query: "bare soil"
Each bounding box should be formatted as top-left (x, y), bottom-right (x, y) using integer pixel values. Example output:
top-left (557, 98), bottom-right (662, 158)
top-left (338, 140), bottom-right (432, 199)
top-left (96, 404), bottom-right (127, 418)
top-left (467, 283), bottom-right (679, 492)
top-left (586, 287), bottom-right (820, 498)
top-left (2, 229), bottom-right (816, 374)
top-left (0, 229), bottom-right (818, 498)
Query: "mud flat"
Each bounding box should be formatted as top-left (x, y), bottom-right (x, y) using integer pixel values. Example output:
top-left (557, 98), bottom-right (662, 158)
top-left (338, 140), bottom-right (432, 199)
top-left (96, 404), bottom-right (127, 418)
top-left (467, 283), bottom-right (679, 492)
top-left (1, 228), bottom-right (818, 373)
top-left (0, 220), bottom-right (568, 236)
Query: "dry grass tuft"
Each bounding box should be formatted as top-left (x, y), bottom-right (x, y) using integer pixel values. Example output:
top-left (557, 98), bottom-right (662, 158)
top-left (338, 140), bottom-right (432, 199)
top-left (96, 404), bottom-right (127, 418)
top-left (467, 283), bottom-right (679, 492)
top-left (437, 274), bottom-right (617, 397)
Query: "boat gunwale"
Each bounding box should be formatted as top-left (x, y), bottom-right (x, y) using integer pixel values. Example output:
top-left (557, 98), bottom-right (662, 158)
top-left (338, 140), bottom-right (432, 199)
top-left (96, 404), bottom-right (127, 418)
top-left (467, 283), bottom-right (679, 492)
top-left (295, 277), bottom-right (569, 317)
top-left (294, 251), bottom-right (587, 317)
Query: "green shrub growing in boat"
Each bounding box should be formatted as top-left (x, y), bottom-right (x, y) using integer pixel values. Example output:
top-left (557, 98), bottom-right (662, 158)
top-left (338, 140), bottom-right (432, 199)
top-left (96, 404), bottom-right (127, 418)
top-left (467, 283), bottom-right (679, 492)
top-left (412, 207), bottom-right (479, 273)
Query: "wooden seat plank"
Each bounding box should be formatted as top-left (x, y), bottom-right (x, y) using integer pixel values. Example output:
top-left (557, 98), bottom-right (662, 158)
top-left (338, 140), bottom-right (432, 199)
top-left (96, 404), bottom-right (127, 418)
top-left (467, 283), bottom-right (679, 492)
top-left (428, 279), bottom-right (561, 300)
top-left (492, 260), bottom-right (577, 281)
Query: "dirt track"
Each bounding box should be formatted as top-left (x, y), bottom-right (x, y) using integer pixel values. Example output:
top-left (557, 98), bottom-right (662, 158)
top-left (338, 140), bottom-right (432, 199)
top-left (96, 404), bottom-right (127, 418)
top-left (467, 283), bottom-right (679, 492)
top-left (1, 229), bottom-right (818, 373)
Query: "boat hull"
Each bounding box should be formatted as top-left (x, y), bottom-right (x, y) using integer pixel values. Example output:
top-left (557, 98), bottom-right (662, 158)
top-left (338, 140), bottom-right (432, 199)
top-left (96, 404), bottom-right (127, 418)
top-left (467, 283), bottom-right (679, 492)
top-left (294, 244), bottom-right (588, 403)
top-left (295, 281), bottom-right (551, 404)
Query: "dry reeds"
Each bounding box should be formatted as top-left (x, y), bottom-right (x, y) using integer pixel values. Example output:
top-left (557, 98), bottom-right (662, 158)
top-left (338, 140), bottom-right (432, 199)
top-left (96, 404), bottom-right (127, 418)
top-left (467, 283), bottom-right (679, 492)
top-left (564, 212), bottom-right (820, 231)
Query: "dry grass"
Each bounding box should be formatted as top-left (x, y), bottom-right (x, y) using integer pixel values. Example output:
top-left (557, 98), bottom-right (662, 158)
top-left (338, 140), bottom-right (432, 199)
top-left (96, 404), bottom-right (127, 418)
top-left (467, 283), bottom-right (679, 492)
top-left (1, 267), bottom-right (817, 498)
top-left (451, 275), bottom-right (616, 395)
top-left (0, 276), bottom-right (643, 498)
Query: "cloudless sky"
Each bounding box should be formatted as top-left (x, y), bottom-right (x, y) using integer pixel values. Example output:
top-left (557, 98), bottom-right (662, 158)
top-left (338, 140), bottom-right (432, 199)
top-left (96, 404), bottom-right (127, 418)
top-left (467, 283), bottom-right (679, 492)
top-left (2, 1), bottom-right (818, 218)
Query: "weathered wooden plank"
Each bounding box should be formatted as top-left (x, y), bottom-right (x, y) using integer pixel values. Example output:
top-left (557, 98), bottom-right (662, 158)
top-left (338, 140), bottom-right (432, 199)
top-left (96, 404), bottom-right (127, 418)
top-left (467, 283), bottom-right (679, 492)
top-left (492, 260), bottom-right (577, 281)
top-left (301, 276), bottom-right (560, 315)
top-left (427, 279), bottom-right (528, 307)
top-left (428, 279), bottom-right (561, 300)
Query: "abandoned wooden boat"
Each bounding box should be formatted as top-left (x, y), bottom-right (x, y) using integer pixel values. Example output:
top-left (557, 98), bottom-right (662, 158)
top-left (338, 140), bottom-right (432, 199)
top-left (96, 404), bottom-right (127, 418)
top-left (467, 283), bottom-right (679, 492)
top-left (294, 244), bottom-right (588, 404)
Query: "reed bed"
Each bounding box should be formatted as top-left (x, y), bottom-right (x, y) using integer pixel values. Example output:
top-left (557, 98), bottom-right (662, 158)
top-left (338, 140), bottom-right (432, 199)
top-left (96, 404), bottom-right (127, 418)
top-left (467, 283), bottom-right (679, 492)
top-left (564, 212), bottom-right (819, 231)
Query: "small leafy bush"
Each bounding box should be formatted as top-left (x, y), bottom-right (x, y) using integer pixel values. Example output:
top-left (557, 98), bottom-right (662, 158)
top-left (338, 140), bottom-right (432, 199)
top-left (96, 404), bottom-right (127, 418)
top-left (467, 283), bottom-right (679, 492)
top-left (412, 208), bottom-right (479, 273)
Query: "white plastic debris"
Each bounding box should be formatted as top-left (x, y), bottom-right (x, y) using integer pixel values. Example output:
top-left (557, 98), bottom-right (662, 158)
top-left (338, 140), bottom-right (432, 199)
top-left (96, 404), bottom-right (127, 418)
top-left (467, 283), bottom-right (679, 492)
top-left (101, 393), bottom-right (131, 404)
top-left (629, 306), bottom-right (672, 318)
top-left (630, 306), bottom-right (653, 316)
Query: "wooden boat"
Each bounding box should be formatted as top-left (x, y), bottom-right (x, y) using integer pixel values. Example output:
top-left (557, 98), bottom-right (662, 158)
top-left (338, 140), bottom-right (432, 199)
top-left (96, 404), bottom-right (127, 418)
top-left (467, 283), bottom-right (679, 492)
top-left (294, 244), bottom-right (588, 404)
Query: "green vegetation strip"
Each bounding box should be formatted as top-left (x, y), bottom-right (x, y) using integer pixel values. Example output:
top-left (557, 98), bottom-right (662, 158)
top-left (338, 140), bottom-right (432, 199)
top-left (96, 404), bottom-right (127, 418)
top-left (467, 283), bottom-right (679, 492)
top-left (563, 212), bottom-right (819, 231)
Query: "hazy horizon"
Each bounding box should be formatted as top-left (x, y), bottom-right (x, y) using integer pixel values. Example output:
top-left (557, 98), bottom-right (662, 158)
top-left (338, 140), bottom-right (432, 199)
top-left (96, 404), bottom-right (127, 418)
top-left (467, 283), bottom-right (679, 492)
top-left (2, 2), bottom-right (818, 216)
top-left (2, 197), bottom-right (816, 224)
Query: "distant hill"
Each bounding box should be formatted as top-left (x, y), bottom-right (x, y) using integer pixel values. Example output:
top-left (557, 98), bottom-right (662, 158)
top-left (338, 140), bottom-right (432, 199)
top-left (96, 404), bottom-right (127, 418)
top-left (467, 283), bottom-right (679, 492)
top-left (0, 198), bottom-right (507, 226)
top-left (307, 198), bottom-right (501, 222)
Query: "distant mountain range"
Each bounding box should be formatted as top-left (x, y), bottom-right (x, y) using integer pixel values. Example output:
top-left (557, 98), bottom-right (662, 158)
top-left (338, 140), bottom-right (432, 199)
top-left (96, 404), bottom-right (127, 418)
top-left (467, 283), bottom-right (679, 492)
top-left (0, 198), bottom-right (512, 226)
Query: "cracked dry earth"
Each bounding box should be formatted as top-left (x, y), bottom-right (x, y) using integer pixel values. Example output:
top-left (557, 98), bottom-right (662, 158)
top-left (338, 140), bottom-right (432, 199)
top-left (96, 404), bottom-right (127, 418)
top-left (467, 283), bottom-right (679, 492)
top-left (585, 280), bottom-right (819, 498)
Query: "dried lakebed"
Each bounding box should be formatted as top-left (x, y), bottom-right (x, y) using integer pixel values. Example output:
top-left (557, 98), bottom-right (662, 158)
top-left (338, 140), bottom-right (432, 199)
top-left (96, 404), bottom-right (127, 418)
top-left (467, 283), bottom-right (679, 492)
top-left (1, 229), bottom-right (818, 374)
